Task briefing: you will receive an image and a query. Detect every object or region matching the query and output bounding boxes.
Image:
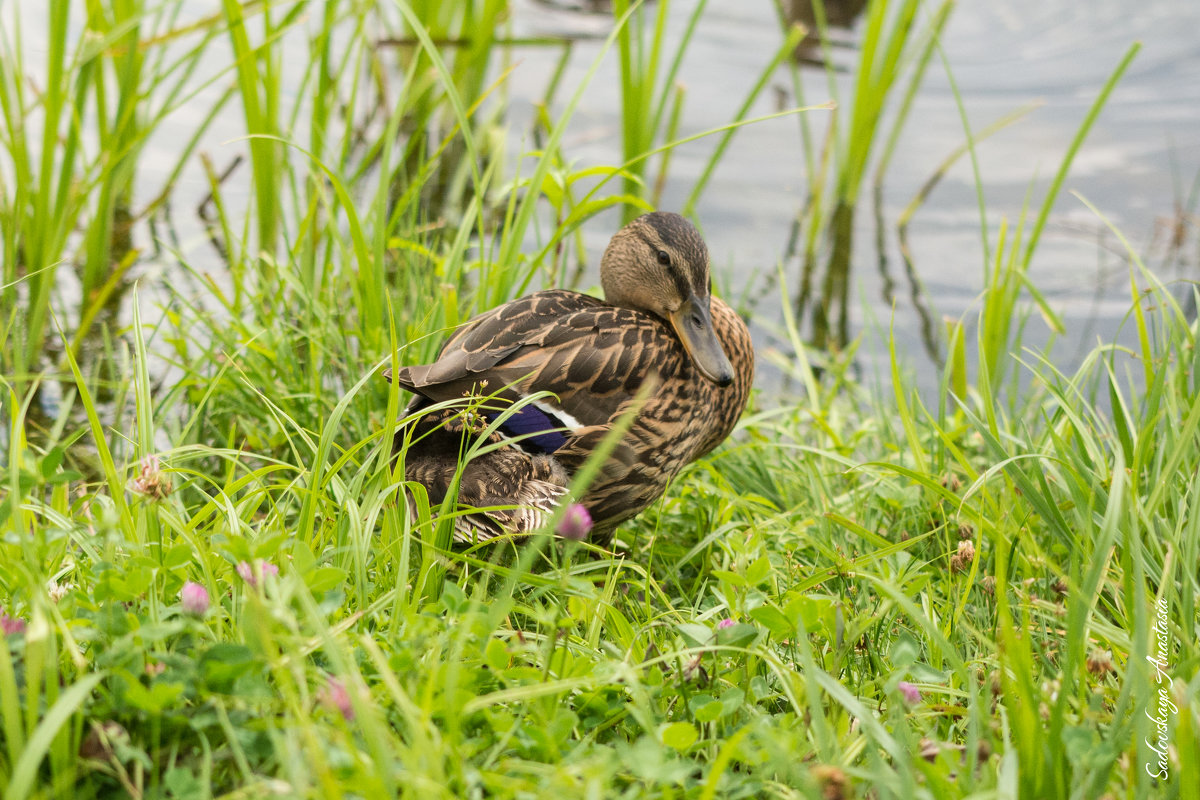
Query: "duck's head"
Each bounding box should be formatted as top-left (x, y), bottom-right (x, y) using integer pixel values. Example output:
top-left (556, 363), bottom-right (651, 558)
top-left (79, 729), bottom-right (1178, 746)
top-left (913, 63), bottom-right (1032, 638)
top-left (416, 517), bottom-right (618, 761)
top-left (601, 212), bottom-right (735, 387)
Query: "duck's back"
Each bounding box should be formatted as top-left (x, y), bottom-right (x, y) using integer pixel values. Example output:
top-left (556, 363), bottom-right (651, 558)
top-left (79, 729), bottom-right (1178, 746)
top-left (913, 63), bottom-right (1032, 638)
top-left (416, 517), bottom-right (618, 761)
top-left (395, 290), bottom-right (687, 431)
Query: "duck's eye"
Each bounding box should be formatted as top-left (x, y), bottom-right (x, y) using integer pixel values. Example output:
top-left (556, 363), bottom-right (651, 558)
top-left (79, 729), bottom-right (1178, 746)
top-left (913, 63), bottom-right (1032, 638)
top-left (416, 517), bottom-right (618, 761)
top-left (656, 249), bottom-right (671, 267)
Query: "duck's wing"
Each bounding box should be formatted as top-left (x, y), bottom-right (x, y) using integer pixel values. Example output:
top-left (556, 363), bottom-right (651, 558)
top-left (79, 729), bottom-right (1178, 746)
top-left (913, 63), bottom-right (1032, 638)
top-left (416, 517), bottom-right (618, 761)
top-left (386, 290), bottom-right (685, 434)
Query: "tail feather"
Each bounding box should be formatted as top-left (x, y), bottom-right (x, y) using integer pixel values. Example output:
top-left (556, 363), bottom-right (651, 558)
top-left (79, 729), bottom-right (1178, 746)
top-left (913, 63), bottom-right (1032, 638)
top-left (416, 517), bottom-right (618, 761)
top-left (450, 479), bottom-right (570, 543)
top-left (394, 403), bottom-right (572, 543)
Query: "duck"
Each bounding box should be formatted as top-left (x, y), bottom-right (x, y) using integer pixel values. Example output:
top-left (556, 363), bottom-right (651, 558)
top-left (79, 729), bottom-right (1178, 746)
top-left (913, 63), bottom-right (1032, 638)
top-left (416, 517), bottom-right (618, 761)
top-left (384, 211), bottom-right (754, 544)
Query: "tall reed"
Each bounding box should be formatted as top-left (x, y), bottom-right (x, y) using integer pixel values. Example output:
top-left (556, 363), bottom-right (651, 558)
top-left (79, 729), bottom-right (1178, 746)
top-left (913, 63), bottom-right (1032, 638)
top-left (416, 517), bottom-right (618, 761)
top-left (777, 0), bottom-right (952, 350)
top-left (0, 1), bottom-right (220, 409)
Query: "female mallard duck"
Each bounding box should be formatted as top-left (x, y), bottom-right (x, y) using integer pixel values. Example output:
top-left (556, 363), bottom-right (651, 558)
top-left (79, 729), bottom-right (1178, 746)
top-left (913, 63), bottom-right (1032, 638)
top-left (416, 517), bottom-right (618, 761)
top-left (385, 212), bottom-right (753, 543)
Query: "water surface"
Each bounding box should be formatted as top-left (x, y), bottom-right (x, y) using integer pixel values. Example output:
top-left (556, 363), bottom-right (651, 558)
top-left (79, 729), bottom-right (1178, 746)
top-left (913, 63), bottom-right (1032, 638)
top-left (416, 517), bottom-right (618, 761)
top-left (509, 0), bottom-right (1200, 394)
top-left (21, 0), bottom-right (1200, 399)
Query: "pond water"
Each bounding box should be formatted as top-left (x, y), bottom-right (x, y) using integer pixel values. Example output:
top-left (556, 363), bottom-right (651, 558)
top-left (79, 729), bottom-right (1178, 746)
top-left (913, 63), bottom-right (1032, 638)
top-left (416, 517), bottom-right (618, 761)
top-left (24, 0), bottom-right (1200, 402)
top-left (507, 0), bottom-right (1200, 395)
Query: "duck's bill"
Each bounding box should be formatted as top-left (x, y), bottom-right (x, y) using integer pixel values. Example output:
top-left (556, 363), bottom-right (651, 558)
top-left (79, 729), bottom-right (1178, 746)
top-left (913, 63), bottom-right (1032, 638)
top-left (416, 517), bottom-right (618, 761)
top-left (669, 294), bottom-right (735, 387)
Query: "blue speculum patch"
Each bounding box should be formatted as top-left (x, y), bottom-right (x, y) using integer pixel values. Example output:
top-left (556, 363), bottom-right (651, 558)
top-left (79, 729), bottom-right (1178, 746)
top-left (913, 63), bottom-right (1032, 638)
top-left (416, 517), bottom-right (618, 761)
top-left (487, 403), bottom-right (568, 453)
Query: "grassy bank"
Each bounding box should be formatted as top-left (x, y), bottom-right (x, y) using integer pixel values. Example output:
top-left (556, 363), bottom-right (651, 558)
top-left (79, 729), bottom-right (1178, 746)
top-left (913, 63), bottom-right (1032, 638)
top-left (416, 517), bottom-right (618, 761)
top-left (2, 1), bottom-right (1197, 798)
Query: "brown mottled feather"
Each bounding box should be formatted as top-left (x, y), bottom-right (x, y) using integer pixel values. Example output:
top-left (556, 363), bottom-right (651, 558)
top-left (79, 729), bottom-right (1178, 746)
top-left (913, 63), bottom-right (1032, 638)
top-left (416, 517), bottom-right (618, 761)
top-left (387, 213), bottom-right (754, 543)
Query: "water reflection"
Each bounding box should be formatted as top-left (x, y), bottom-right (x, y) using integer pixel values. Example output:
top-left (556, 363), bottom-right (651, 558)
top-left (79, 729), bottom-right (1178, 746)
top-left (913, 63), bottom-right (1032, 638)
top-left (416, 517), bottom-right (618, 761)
top-left (877, 183), bottom-right (943, 370)
top-left (780, 0), bottom-right (867, 63)
top-left (775, 0), bottom-right (947, 366)
top-left (764, 0), bottom-right (1200, 391)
